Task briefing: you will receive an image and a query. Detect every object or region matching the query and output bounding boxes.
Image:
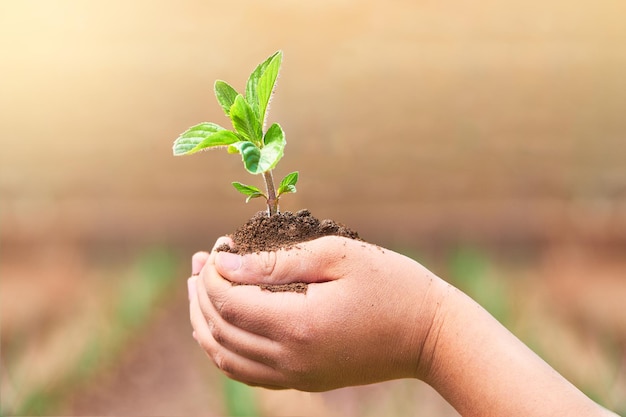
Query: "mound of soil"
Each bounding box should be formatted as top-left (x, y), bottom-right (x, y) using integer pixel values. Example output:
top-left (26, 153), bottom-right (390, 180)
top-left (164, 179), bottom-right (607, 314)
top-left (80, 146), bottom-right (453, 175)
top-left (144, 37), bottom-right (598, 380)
top-left (218, 209), bottom-right (360, 293)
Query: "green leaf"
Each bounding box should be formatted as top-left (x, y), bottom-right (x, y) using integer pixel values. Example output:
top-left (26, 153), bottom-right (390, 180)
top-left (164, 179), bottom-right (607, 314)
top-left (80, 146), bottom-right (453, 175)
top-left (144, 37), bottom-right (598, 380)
top-left (230, 125), bottom-right (284, 175)
top-left (230, 141), bottom-right (262, 174)
top-left (229, 95), bottom-right (262, 145)
top-left (232, 182), bottom-right (266, 203)
top-left (214, 80), bottom-right (239, 116)
top-left (245, 51), bottom-right (282, 124)
top-left (172, 123), bottom-right (239, 155)
top-left (256, 51), bottom-right (282, 126)
top-left (259, 123), bottom-right (285, 170)
top-left (277, 171), bottom-right (298, 196)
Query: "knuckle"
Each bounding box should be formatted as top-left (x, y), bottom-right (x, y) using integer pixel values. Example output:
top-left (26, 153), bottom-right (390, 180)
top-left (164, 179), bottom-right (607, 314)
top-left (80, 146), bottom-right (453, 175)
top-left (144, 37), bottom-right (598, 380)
top-left (212, 351), bottom-right (230, 374)
top-left (256, 251), bottom-right (277, 280)
top-left (212, 351), bottom-right (224, 369)
top-left (215, 294), bottom-right (253, 330)
top-left (217, 298), bottom-right (239, 325)
top-left (218, 357), bottom-right (235, 377)
top-left (290, 313), bottom-right (315, 345)
top-left (208, 287), bottom-right (227, 313)
top-left (210, 322), bottom-right (225, 345)
top-left (211, 286), bottom-right (230, 316)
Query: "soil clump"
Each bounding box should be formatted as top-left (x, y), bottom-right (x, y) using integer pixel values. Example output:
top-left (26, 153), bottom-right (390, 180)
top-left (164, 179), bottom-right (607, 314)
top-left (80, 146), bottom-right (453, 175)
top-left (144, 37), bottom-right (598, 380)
top-left (217, 209), bottom-right (360, 293)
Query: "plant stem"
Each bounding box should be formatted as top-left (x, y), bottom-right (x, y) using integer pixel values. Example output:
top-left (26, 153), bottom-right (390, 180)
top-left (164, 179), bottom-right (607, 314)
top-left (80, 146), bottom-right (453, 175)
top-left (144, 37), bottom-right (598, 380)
top-left (263, 170), bottom-right (279, 216)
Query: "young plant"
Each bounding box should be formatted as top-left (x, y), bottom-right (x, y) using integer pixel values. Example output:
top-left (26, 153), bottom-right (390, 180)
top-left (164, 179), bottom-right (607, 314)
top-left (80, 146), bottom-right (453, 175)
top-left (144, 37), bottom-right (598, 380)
top-left (172, 50), bottom-right (298, 216)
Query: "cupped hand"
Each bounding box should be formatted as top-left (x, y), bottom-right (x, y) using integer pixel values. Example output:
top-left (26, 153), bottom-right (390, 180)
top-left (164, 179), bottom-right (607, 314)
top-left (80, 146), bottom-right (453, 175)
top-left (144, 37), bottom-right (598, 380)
top-left (188, 236), bottom-right (447, 391)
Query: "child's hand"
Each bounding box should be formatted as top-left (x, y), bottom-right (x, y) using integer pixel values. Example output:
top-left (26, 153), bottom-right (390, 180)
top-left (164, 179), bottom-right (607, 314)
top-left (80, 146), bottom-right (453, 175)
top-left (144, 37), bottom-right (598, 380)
top-left (188, 236), bottom-right (444, 391)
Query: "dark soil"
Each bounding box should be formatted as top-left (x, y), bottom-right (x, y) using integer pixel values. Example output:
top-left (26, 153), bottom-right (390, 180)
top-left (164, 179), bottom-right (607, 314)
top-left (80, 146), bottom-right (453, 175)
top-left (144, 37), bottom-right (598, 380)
top-left (218, 209), bottom-right (360, 293)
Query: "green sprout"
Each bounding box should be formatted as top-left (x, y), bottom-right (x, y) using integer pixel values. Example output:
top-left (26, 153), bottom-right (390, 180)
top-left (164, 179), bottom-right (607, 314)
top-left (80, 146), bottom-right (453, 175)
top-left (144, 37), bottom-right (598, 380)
top-left (172, 50), bottom-right (298, 216)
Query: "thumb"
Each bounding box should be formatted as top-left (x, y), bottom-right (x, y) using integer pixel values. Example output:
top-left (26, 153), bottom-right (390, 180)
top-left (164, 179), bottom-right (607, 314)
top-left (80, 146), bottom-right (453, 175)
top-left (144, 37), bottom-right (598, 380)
top-left (214, 236), bottom-right (350, 285)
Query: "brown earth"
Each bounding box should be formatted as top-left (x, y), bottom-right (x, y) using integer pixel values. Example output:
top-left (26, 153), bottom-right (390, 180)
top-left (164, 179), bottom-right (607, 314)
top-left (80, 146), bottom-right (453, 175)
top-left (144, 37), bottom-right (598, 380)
top-left (219, 209), bottom-right (361, 293)
top-left (223, 209), bottom-right (360, 254)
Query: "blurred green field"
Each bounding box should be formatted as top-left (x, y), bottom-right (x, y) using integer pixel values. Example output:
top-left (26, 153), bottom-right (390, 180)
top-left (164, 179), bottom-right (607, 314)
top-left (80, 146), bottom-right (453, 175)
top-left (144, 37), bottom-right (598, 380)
top-left (1, 0), bottom-right (625, 415)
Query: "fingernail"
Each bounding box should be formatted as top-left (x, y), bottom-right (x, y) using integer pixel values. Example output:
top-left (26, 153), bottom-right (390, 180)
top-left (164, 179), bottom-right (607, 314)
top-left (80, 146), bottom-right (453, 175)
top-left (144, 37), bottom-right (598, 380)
top-left (217, 252), bottom-right (242, 272)
top-left (187, 277), bottom-right (196, 301)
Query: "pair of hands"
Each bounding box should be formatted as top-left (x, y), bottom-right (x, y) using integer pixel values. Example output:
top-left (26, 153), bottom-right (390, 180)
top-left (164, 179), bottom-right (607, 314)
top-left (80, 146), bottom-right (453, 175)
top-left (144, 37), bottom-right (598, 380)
top-left (188, 236), bottom-right (445, 392)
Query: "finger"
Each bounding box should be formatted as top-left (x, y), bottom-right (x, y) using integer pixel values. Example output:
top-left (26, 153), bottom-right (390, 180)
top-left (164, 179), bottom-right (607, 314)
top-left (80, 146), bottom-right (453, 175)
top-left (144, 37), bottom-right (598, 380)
top-left (203, 260), bottom-right (328, 341)
top-left (190, 235), bottom-right (230, 276)
top-left (192, 252), bottom-right (210, 276)
top-left (189, 276), bottom-right (287, 387)
top-left (214, 235), bottom-right (354, 285)
top-left (195, 265), bottom-right (284, 367)
top-left (208, 236), bottom-right (234, 265)
top-left (211, 235), bottom-right (234, 252)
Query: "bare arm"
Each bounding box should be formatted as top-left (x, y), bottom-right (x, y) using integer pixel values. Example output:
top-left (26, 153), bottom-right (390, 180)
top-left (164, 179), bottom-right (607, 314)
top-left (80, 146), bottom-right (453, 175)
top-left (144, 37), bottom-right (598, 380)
top-left (188, 236), bottom-right (616, 416)
top-left (422, 283), bottom-right (616, 416)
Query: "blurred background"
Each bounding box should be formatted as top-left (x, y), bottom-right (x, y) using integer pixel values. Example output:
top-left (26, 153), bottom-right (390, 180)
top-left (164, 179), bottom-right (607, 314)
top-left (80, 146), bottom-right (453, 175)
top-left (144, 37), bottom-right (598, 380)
top-left (1, 0), bottom-right (625, 415)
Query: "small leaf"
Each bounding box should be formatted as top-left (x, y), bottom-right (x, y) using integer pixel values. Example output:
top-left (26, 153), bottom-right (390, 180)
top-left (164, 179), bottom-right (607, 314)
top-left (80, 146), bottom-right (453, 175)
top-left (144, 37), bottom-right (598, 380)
top-left (277, 171), bottom-right (298, 196)
top-left (232, 182), bottom-right (266, 203)
top-left (172, 123), bottom-right (238, 155)
top-left (229, 95), bottom-right (262, 145)
top-left (214, 80), bottom-right (239, 116)
top-left (189, 130), bottom-right (240, 153)
top-left (258, 123), bottom-right (286, 171)
top-left (245, 51), bottom-right (282, 122)
top-left (230, 141), bottom-right (262, 174)
top-left (230, 127), bottom-right (284, 175)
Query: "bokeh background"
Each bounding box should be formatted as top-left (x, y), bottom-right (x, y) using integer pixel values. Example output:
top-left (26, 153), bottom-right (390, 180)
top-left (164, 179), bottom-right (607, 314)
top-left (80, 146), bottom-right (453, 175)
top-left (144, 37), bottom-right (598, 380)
top-left (1, 0), bottom-right (625, 415)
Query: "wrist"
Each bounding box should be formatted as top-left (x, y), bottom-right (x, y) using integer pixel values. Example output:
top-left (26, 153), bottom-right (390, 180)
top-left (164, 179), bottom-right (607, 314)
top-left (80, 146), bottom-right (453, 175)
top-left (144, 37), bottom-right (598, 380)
top-left (410, 274), bottom-right (455, 382)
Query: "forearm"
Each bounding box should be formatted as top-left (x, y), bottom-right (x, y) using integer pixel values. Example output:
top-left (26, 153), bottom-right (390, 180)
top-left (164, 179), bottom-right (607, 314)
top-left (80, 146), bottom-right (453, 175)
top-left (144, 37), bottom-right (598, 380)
top-left (420, 284), bottom-right (614, 417)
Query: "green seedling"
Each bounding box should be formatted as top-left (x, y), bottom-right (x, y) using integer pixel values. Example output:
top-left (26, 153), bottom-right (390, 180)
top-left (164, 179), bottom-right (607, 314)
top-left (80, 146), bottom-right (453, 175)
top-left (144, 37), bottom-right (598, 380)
top-left (172, 50), bottom-right (298, 216)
